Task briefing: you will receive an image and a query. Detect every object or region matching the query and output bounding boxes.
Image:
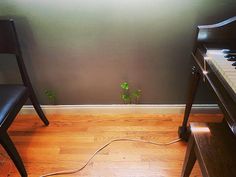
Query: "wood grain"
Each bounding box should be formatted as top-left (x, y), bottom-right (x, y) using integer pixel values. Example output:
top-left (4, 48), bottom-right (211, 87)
top-left (0, 114), bottom-right (222, 177)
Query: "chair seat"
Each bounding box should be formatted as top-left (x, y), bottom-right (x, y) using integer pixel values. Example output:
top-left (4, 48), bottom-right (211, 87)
top-left (0, 85), bottom-right (28, 125)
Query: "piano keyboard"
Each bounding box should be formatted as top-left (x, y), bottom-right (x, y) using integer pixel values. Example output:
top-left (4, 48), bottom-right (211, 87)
top-left (205, 49), bottom-right (236, 96)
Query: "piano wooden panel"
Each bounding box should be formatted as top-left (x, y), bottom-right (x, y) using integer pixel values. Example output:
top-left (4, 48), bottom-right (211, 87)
top-left (196, 16), bottom-right (236, 50)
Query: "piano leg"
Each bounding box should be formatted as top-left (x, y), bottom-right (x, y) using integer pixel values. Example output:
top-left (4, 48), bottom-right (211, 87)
top-left (179, 66), bottom-right (201, 141)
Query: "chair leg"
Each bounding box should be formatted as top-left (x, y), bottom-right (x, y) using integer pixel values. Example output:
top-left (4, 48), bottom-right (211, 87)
top-left (0, 132), bottom-right (27, 177)
top-left (181, 135), bottom-right (196, 177)
top-left (29, 89), bottom-right (49, 126)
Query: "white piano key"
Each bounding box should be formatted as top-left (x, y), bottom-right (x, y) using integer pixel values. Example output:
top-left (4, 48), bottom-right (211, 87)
top-left (207, 49), bottom-right (236, 94)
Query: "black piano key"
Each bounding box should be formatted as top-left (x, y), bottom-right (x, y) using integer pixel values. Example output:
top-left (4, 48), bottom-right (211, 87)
top-left (228, 50), bottom-right (236, 53)
top-left (232, 62), bottom-right (236, 66)
top-left (222, 49), bottom-right (230, 53)
top-left (227, 56), bottom-right (236, 61)
top-left (223, 49), bottom-right (236, 54)
top-left (224, 54), bottom-right (236, 58)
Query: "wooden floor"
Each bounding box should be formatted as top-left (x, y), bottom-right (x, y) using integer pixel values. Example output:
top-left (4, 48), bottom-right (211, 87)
top-left (0, 114), bottom-right (223, 177)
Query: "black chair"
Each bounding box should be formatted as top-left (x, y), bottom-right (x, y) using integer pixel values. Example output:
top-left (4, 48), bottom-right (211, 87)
top-left (0, 19), bottom-right (49, 176)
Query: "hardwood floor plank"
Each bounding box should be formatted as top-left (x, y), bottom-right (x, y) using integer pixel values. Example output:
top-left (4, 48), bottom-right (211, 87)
top-left (0, 114), bottom-right (219, 177)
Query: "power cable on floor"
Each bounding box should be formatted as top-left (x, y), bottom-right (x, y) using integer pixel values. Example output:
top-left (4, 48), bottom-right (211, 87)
top-left (40, 137), bottom-right (181, 177)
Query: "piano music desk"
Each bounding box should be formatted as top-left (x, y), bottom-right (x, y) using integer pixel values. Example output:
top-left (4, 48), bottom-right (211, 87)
top-left (181, 122), bottom-right (236, 177)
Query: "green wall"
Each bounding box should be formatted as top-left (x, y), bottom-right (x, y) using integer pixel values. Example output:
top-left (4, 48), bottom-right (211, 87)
top-left (0, 0), bottom-right (235, 104)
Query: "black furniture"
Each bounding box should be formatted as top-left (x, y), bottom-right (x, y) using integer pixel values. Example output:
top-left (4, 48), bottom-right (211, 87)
top-left (0, 19), bottom-right (49, 176)
top-left (178, 16), bottom-right (236, 141)
top-left (181, 122), bottom-right (236, 177)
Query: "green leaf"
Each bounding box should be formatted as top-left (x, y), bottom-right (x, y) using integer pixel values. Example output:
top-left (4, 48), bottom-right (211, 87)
top-left (120, 82), bottom-right (129, 90)
top-left (121, 93), bottom-right (130, 101)
top-left (121, 93), bottom-right (131, 104)
top-left (44, 90), bottom-right (56, 101)
top-left (131, 89), bottom-right (142, 98)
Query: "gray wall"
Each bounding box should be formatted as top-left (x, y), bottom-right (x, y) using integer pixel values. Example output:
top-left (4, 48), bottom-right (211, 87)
top-left (0, 0), bottom-right (235, 104)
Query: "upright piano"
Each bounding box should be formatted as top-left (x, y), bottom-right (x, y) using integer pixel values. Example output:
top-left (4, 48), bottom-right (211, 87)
top-left (179, 16), bottom-right (236, 140)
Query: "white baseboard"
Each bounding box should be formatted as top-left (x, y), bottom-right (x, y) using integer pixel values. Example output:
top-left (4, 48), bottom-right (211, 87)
top-left (20, 104), bottom-right (221, 115)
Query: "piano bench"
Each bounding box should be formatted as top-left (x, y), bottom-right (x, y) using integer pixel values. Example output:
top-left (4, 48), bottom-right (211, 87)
top-left (181, 122), bottom-right (236, 177)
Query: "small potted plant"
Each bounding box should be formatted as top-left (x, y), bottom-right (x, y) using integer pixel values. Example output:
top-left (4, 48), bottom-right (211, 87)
top-left (44, 89), bottom-right (56, 105)
top-left (120, 82), bottom-right (142, 104)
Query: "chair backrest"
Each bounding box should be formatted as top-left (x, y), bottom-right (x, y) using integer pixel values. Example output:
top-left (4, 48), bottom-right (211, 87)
top-left (0, 19), bottom-right (31, 87)
top-left (0, 19), bottom-right (21, 55)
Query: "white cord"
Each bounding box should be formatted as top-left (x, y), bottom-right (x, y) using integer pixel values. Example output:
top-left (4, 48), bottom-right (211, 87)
top-left (40, 137), bottom-right (181, 177)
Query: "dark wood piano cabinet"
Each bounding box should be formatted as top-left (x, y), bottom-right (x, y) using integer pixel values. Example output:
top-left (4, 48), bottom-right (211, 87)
top-left (179, 16), bottom-right (236, 140)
